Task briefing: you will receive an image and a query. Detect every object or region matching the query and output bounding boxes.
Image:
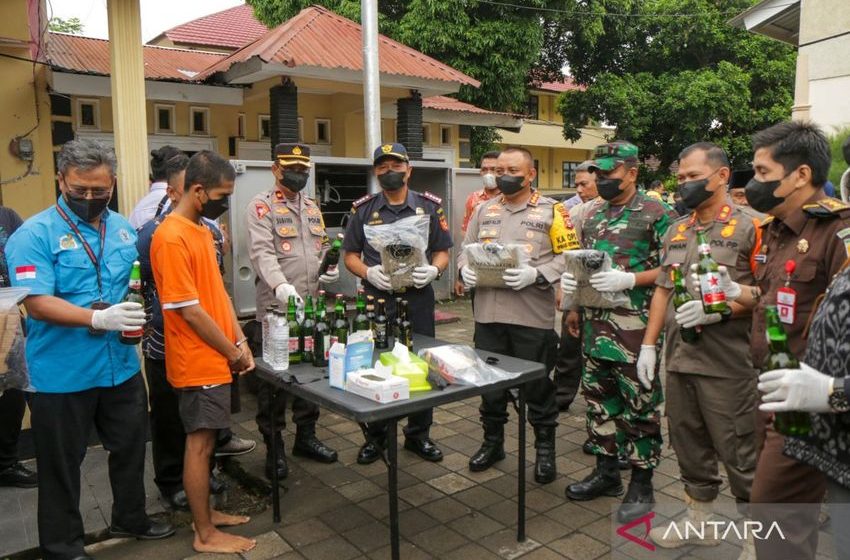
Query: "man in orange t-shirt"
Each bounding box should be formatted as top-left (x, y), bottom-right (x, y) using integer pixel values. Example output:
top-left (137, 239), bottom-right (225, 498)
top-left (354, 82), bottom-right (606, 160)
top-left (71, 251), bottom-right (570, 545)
top-left (455, 150), bottom-right (500, 297)
top-left (151, 151), bottom-right (256, 555)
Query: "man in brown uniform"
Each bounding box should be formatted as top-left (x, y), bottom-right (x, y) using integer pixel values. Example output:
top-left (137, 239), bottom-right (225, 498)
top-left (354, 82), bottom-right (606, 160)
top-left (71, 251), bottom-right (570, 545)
top-left (640, 143), bottom-right (762, 555)
top-left (459, 146), bottom-right (579, 483)
top-left (716, 121), bottom-right (850, 559)
top-left (245, 143), bottom-right (339, 481)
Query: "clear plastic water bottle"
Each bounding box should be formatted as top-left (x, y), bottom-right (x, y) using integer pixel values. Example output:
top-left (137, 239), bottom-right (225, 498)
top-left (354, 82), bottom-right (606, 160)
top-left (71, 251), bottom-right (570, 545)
top-left (271, 310), bottom-right (289, 372)
top-left (262, 306), bottom-right (274, 364)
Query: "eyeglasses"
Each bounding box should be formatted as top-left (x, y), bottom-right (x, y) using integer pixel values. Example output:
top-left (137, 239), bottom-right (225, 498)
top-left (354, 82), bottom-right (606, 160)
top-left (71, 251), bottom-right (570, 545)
top-left (65, 184), bottom-right (114, 200)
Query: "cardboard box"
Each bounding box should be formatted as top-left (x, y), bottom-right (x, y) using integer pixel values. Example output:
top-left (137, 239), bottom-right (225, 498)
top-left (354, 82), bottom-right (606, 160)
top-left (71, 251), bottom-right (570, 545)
top-left (328, 342), bottom-right (346, 389)
top-left (346, 367), bottom-right (410, 403)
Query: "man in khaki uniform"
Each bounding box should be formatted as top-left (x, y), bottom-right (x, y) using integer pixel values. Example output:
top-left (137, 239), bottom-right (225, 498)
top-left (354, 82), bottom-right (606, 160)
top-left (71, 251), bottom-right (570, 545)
top-left (459, 146), bottom-right (579, 483)
top-left (639, 143), bottom-right (762, 556)
top-left (245, 143), bottom-right (339, 481)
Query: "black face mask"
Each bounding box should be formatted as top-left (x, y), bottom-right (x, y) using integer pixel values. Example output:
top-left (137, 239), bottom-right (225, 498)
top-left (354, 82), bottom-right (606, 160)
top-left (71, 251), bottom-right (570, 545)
top-left (597, 177), bottom-right (624, 201)
top-left (200, 193), bottom-right (230, 220)
top-left (745, 175), bottom-right (788, 213)
top-left (282, 169), bottom-right (309, 192)
top-left (495, 174), bottom-right (525, 195)
top-left (674, 200), bottom-right (689, 216)
top-left (377, 170), bottom-right (406, 191)
top-left (65, 193), bottom-right (110, 222)
top-left (679, 169), bottom-right (721, 210)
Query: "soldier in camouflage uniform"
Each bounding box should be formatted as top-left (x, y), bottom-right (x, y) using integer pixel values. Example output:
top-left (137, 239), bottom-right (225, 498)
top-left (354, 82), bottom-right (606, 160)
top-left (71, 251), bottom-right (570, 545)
top-left (561, 141), bottom-right (675, 523)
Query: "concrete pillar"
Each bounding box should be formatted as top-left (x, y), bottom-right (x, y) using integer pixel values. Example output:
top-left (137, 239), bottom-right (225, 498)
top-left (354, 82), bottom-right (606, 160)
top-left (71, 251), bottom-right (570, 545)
top-left (396, 91), bottom-right (423, 160)
top-left (791, 52), bottom-right (811, 121)
top-left (107, 0), bottom-right (149, 214)
top-left (269, 79), bottom-right (299, 157)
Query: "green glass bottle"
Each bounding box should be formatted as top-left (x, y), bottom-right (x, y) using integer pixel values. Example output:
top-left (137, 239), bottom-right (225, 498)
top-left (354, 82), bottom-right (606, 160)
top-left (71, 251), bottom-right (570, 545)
top-left (332, 293), bottom-right (348, 345)
top-left (120, 261), bottom-right (144, 345)
top-left (374, 298), bottom-right (389, 349)
top-left (313, 299), bottom-right (330, 367)
top-left (319, 233), bottom-right (344, 276)
top-left (353, 288), bottom-right (370, 332)
top-left (302, 295), bottom-right (316, 364)
top-left (287, 295), bottom-right (302, 364)
top-left (365, 295), bottom-right (376, 330)
top-left (398, 299), bottom-right (412, 349)
top-left (671, 264), bottom-right (700, 343)
top-left (696, 229), bottom-right (728, 314)
top-left (764, 305), bottom-right (811, 436)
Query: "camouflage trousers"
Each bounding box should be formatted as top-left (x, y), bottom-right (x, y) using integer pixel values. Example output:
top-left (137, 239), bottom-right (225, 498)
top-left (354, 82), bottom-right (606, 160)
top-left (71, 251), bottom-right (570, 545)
top-left (581, 355), bottom-right (663, 470)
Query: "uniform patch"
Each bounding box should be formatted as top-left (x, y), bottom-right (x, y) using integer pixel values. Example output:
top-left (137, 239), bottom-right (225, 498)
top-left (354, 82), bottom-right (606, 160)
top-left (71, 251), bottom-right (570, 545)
top-left (277, 226), bottom-right (296, 237)
top-left (255, 202), bottom-right (270, 219)
top-left (721, 219), bottom-right (737, 238)
top-left (837, 228), bottom-right (850, 257)
top-left (353, 193), bottom-right (376, 208)
top-left (15, 265), bottom-right (36, 280)
top-left (528, 192), bottom-right (540, 206)
top-left (281, 241), bottom-right (291, 252)
top-left (274, 190), bottom-right (284, 200)
top-left (59, 234), bottom-right (78, 250)
top-left (716, 205), bottom-right (732, 223)
top-left (439, 215), bottom-right (449, 232)
top-left (119, 229), bottom-right (131, 244)
top-left (274, 206), bottom-right (289, 215)
top-left (307, 207), bottom-right (319, 216)
top-left (797, 239), bottom-right (809, 254)
top-left (526, 230), bottom-right (535, 239)
top-left (422, 191), bottom-right (442, 205)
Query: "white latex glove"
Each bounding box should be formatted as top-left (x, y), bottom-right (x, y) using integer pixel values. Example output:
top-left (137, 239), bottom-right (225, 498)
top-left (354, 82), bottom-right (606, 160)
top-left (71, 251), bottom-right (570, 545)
top-left (503, 265), bottom-right (538, 291)
top-left (366, 264), bottom-right (393, 292)
top-left (91, 301), bottom-right (146, 332)
top-left (759, 363), bottom-right (833, 413)
top-left (275, 283), bottom-right (303, 307)
top-left (561, 272), bottom-right (578, 296)
top-left (590, 269), bottom-right (635, 292)
top-left (412, 265), bottom-right (439, 288)
top-left (460, 265), bottom-right (477, 289)
top-left (319, 266), bottom-right (340, 284)
top-left (689, 264), bottom-right (741, 301)
top-left (674, 299), bottom-right (722, 329)
top-left (636, 344), bottom-right (657, 390)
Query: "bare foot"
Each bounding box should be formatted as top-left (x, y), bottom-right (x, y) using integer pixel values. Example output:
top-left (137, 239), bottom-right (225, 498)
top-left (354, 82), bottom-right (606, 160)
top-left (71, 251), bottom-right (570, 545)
top-left (210, 509), bottom-right (251, 527)
top-left (193, 528), bottom-right (256, 553)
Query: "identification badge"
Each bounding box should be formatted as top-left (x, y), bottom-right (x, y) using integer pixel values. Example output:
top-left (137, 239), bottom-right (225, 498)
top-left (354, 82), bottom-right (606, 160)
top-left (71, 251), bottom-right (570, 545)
top-left (88, 301), bottom-right (110, 335)
top-left (777, 287), bottom-right (796, 325)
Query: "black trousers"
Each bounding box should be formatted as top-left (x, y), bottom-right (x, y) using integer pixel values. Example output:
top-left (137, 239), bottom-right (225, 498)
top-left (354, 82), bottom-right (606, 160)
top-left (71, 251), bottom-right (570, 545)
top-left (0, 388), bottom-right (26, 469)
top-left (553, 314), bottom-right (583, 410)
top-left (29, 373), bottom-right (149, 560)
top-left (245, 321), bottom-right (319, 440)
top-left (144, 357), bottom-right (184, 495)
top-left (362, 283), bottom-right (435, 441)
top-left (474, 322), bottom-right (559, 429)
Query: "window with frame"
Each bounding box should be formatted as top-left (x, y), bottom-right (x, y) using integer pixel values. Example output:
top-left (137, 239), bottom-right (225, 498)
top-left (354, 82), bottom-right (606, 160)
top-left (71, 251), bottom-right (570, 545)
top-left (422, 124), bottom-right (431, 146)
top-left (258, 114), bottom-right (270, 141)
top-left (562, 161), bottom-right (582, 188)
top-left (76, 99), bottom-right (100, 130)
top-left (526, 95), bottom-right (539, 120)
top-left (237, 113), bottom-right (246, 138)
top-left (189, 106), bottom-right (210, 136)
top-left (155, 104), bottom-right (175, 134)
top-left (315, 118), bottom-right (331, 144)
top-left (440, 125), bottom-right (452, 146)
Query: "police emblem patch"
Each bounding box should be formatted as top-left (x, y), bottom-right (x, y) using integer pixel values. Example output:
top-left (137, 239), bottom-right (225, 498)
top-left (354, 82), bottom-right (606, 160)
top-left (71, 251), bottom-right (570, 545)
top-left (281, 241), bottom-right (291, 252)
top-left (59, 234), bottom-right (78, 250)
top-left (255, 202), bottom-right (270, 219)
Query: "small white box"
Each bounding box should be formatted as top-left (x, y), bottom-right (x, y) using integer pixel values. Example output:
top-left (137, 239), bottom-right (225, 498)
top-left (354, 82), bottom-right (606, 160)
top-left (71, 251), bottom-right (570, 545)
top-left (346, 367), bottom-right (410, 403)
top-left (328, 342), bottom-right (346, 389)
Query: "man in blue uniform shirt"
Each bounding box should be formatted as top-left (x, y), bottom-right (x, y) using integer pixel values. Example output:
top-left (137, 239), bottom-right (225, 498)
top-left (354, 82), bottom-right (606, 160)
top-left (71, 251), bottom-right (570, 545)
top-left (7, 139), bottom-right (174, 559)
top-left (344, 142), bottom-right (452, 464)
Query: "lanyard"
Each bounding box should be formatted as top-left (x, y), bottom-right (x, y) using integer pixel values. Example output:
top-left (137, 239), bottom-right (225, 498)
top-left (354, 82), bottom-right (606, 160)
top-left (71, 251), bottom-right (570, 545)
top-left (154, 194), bottom-right (169, 218)
top-left (55, 204), bottom-right (107, 297)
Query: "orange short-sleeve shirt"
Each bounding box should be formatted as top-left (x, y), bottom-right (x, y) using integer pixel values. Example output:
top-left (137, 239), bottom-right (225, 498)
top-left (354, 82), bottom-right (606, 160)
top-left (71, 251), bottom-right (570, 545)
top-left (151, 213), bottom-right (235, 388)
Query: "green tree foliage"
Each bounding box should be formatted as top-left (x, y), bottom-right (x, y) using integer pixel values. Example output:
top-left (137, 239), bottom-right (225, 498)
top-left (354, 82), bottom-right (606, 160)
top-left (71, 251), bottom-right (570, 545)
top-left (246, 0), bottom-right (560, 158)
top-left (48, 17), bottom-right (84, 34)
top-left (555, 0), bottom-right (796, 169)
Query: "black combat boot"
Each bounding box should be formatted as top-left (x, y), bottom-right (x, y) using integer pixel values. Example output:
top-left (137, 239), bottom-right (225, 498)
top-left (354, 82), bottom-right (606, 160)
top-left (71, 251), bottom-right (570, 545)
top-left (469, 423), bottom-right (505, 472)
top-left (293, 426), bottom-right (338, 463)
top-left (566, 454), bottom-right (624, 501)
top-left (534, 425), bottom-right (557, 484)
top-left (617, 467), bottom-right (654, 523)
top-left (264, 434), bottom-right (288, 481)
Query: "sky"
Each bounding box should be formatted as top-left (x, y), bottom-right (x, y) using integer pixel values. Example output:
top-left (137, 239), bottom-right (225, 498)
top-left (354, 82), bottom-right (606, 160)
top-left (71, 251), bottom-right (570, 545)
top-left (47, 0), bottom-right (245, 42)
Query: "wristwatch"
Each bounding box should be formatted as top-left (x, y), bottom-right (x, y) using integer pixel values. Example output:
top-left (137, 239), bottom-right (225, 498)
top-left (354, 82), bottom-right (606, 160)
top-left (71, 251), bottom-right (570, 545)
top-left (828, 377), bottom-right (850, 413)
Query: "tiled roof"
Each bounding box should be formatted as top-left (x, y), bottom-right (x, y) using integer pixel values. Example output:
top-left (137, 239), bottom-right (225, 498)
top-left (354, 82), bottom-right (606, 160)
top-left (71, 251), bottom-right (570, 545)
top-left (534, 78), bottom-right (583, 93)
top-left (198, 6), bottom-right (479, 87)
top-left (422, 96), bottom-right (516, 117)
top-left (47, 32), bottom-right (225, 82)
top-left (160, 5), bottom-right (269, 50)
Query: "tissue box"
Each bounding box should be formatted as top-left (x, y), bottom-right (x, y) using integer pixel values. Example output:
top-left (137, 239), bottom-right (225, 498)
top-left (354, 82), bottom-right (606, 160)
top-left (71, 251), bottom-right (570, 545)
top-left (346, 369), bottom-right (410, 403)
top-left (328, 343), bottom-right (346, 389)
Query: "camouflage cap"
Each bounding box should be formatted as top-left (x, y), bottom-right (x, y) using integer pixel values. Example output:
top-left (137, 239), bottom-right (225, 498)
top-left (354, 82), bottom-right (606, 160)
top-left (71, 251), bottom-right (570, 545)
top-left (590, 141), bottom-right (639, 171)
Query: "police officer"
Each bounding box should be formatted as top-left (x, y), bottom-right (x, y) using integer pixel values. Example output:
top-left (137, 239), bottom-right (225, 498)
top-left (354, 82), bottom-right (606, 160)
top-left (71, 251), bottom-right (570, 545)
top-left (343, 142), bottom-right (452, 464)
top-left (711, 121), bottom-right (850, 560)
top-left (6, 139), bottom-right (174, 559)
top-left (459, 146), bottom-right (578, 483)
top-left (561, 141), bottom-right (675, 523)
top-left (246, 143), bottom-right (339, 481)
top-left (639, 143), bottom-right (761, 554)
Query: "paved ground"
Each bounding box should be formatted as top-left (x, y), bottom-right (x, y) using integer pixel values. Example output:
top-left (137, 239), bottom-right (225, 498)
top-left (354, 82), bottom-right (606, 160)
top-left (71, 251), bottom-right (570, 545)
top-left (0, 298), bottom-right (836, 559)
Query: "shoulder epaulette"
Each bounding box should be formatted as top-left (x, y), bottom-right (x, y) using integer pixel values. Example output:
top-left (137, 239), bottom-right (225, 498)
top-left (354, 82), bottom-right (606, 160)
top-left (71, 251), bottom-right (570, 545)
top-left (352, 193), bottom-right (376, 209)
top-left (759, 215), bottom-right (775, 226)
top-left (735, 205), bottom-right (766, 221)
top-left (538, 195), bottom-right (557, 205)
top-left (803, 198), bottom-right (850, 218)
top-left (419, 191), bottom-right (442, 205)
